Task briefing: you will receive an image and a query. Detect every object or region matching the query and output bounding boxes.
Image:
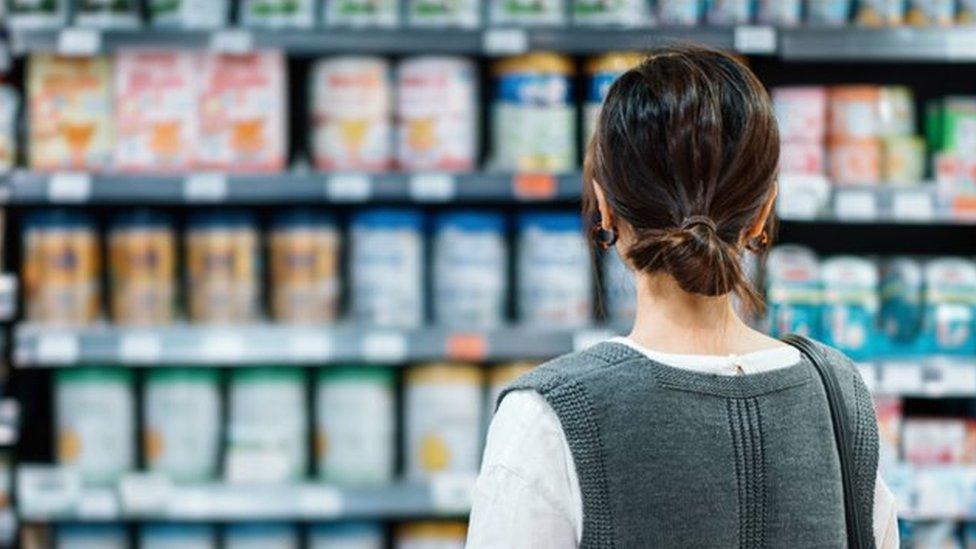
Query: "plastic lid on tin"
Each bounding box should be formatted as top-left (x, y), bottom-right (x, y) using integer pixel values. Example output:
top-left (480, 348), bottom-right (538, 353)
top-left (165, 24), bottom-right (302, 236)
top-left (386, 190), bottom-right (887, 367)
top-left (141, 523), bottom-right (216, 538)
top-left (405, 363), bottom-right (482, 385)
top-left (231, 367), bottom-right (305, 384)
top-left (493, 52), bottom-right (573, 76)
top-left (435, 211), bottom-right (505, 233)
top-left (187, 210), bottom-right (256, 231)
top-left (56, 367), bottom-right (134, 385)
top-left (317, 366), bottom-right (395, 385)
top-left (111, 209), bottom-right (173, 231)
top-left (272, 209), bottom-right (337, 230)
top-left (518, 211), bottom-right (582, 232)
top-left (352, 208), bottom-right (424, 231)
top-left (585, 52), bottom-right (644, 75)
top-left (310, 521), bottom-right (384, 536)
top-left (23, 209), bottom-right (95, 230)
top-left (145, 367), bottom-right (221, 384)
top-left (397, 521), bottom-right (468, 539)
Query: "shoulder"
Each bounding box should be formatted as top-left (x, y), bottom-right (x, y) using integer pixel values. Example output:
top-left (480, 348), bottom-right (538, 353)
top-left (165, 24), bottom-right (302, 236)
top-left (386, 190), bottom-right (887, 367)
top-left (504, 342), bottom-right (644, 397)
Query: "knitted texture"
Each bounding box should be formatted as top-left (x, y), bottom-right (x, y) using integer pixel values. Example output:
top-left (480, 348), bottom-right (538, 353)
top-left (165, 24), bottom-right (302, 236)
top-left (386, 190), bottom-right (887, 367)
top-left (502, 341), bottom-right (879, 548)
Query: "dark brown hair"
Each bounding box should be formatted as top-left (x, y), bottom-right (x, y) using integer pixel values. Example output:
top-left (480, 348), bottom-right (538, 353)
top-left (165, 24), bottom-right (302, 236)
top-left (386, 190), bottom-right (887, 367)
top-left (584, 45), bottom-right (779, 311)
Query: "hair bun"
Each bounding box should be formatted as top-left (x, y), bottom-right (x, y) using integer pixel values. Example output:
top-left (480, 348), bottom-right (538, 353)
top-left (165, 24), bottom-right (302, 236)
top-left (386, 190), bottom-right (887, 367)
top-left (658, 219), bottom-right (742, 298)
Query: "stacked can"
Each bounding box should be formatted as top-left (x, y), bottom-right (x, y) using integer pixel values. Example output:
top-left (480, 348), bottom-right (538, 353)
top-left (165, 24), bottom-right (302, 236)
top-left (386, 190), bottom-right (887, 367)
top-left (269, 210), bottom-right (341, 324)
top-left (584, 53), bottom-right (644, 144)
top-left (108, 210), bottom-right (176, 326)
top-left (185, 211), bottom-right (261, 324)
top-left (396, 522), bottom-right (467, 548)
top-left (773, 87), bottom-right (827, 177)
top-left (856, 0), bottom-right (906, 25)
top-left (878, 87), bottom-right (924, 184)
top-left (828, 86), bottom-right (882, 184)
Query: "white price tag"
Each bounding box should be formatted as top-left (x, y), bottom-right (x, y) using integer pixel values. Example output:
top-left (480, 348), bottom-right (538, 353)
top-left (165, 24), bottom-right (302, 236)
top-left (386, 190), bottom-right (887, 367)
top-left (171, 486), bottom-right (213, 518)
top-left (892, 190), bottom-right (935, 221)
top-left (77, 488), bottom-right (120, 520)
top-left (573, 329), bottom-right (615, 352)
top-left (225, 449), bottom-right (291, 483)
top-left (483, 28), bottom-right (529, 55)
top-left (362, 332), bottom-right (407, 363)
top-left (409, 173), bottom-right (456, 202)
top-left (36, 333), bottom-right (79, 365)
top-left (326, 174), bottom-right (372, 202)
top-left (927, 360), bottom-right (976, 396)
top-left (119, 333), bottom-right (162, 364)
top-left (48, 173), bottom-right (91, 203)
top-left (209, 29), bottom-right (254, 54)
top-left (834, 189), bottom-right (877, 221)
top-left (16, 466), bottom-right (81, 518)
top-left (120, 473), bottom-right (172, 515)
top-left (202, 332), bottom-right (245, 362)
top-left (776, 174), bottom-right (829, 220)
top-left (287, 333), bottom-right (332, 361)
top-left (184, 173), bottom-right (228, 202)
top-left (880, 361), bottom-right (924, 395)
top-left (298, 486), bottom-right (343, 518)
top-left (734, 26), bottom-right (777, 54)
top-left (431, 473), bottom-right (476, 513)
top-left (948, 33), bottom-right (976, 60)
top-left (57, 28), bottom-right (101, 56)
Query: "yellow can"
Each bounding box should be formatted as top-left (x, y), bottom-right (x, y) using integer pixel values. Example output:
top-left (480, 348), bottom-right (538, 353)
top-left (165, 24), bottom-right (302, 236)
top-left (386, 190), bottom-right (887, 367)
top-left (108, 210), bottom-right (176, 325)
top-left (397, 522), bottom-right (467, 548)
top-left (269, 210), bottom-right (340, 324)
top-left (186, 211), bottom-right (260, 324)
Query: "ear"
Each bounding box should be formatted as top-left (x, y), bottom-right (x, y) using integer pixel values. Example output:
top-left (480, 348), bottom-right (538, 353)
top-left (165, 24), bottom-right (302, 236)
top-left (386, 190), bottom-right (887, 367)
top-left (746, 184), bottom-right (778, 240)
top-left (592, 180), bottom-right (615, 230)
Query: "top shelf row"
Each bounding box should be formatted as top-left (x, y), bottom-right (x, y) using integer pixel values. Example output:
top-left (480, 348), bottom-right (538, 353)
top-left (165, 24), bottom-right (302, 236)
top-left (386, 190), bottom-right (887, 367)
top-left (12, 26), bottom-right (976, 61)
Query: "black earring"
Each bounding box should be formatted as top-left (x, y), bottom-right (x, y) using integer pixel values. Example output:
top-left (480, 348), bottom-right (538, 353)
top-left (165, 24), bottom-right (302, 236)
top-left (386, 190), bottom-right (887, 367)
top-left (592, 225), bottom-right (618, 249)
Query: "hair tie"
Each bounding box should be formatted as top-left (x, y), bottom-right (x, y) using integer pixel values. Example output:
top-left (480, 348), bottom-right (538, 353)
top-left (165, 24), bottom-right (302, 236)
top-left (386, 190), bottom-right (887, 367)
top-left (680, 215), bottom-right (717, 232)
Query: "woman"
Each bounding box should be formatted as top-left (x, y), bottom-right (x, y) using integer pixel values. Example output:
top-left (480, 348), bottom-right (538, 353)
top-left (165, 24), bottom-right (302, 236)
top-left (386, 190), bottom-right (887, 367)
top-left (467, 46), bottom-right (898, 548)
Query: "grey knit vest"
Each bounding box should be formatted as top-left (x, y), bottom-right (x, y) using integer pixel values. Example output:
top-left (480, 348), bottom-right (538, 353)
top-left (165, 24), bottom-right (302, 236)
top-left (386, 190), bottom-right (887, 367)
top-left (501, 341), bottom-right (878, 549)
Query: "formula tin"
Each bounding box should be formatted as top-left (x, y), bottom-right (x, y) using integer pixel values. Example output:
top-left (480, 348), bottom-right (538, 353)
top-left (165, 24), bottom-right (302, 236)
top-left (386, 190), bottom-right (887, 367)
top-left (269, 210), bottom-right (341, 324)
top-left (396, 522), bottom-right (467, 549)
top-left (882, 136), bottom-right (925, 184)
top-left (108, 210), bottom-right (176, 326)
top-left (828, 137), bottom-right (881, 185)
top-left (907, 0), bottom-right (956, 26)
top-left (773, 86), bottom-right (828, 142)
top-left (922, 258), bottom-right (976, 355)
top-left (820, 256), bottom-right (879, 361)
top-left (311, 56), bottom-right (393, 171)
top-left (23, 210), bottom-right (101, 325)
top-left (349, 209), bottom-right (425, 327)
top-left (405, 364), bottom-right (483, 479)
top-left (765, 245), bottom-right (822, 339)
top-left (73, 0), bottom-right (140, 28)
top-left (880, 257), bottom-right (924, 343)
top-left (397, 56), bottom-right (478, 171)
top-left (226, 368), bottom-right (308, 483)
top-left (56, 368), bottom-right (135, 486)
top-left (657, 0), bottom-right (703, 25)
top-left (584, 53), bottom-right (643, 143)
top-left (408, 0), bottom-right (479, 26)
top-left (756, 0), bottom-right (801, 25)
top-left (490, 0), bottom-right (565, 25)
top-left (149, 0), bottom-right (228, 28)
top-left (704, 0), bottom-right (753, 24)
top-left (186, 211), bottom-right (261, 324)
top-left (807, 0), bottom-right (853, 25)
top-left (856, 0), bottom-right (905, 26)
top-left (326, 0), bottom-right (398, 26)
top-left (240, 0), bottom-right (315, 27)
top-left (517, 212), bottom-right (592, 327)
top-left (492, 53), bottom-right (575, 172)
top-left (432, 211), bottom-right (507, 328)
top-left (573, 0), bottom-right (650, 25)
top-left (315, 367), bottom-right (395, 484)
top-left (144, 368), bottom-right (221, 483)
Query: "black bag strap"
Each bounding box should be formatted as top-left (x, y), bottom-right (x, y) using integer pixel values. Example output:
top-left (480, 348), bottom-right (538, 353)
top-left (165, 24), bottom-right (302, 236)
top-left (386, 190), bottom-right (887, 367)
top-left (781, 334), bottom-right (868, 549)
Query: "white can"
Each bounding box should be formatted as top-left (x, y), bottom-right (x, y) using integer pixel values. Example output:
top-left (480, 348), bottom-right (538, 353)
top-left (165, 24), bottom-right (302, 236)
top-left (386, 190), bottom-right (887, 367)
top-left (396, 522), bottom-right (467, 549)
top-left (433, 212), bottom-right (507, 328)
top-left (405, 364), bottom-right (483, 479)
top-left (603, 247), bottom-right (636, 325)
top-left (408, 0), bottom-right (479, 27)
top-left (226, 368), bottom-right (308, 483)
top-left (490, 0), bottom-right (565, 24)
top-left (225, 524), bottom-right (299, 549)
top-left (55, 368), bottom-right (135, 486)
top-left (311, 57), bottom-right (393, 171)
top-left (325, 0), bottom-right (398, 27)
top-left (240, 0), bottom-right (315, 27)
top-left (140, 524), bottom-right (217, 549)
top-left (397, 57), bottom-right (478, 172)
top-left (56, 524), bottom-right (128, 549)
top-left (310, 522), bottom-right (385, 549)
top-left (149, 0), bottom-right (228, 28)
top-left (350, 209), bottom-right (425, 327)
top-left (8, 0), bottom-right (69, 29)
top-left (315, 367), bottom-right (396, 484)
top-left (144, 368), bottom-right (221, 483)
top-left (517, 213), bottom-right (592, 327)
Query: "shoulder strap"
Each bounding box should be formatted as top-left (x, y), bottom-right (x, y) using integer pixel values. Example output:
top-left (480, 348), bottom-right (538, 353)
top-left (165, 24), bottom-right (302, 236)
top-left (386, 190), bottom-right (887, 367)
top-left (780, 334), bottom-right (868, 549)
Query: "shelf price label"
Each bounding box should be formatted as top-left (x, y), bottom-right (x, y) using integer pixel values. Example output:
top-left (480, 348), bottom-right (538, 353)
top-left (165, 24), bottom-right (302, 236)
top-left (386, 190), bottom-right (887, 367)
top-left (202, 332), bottom-right (245, 363)
top-left (48, 172), bottom-right (92, 203)
top-left (880, 361), bottom-right (924, 395)
top-left (210, 29), bottom-right (254, 54)
top-left (447, 333), bottom-right (488, 361)
top-left (287, 333), bottom-right (332, 362)
top-left (734, 26), bottom-right (777, 54)
top-left (120, 473), bottom-right (172, 516)
top-left (77, 488), bottom-right (121, 520)
top-left (834, 189), bottom-right (877, 221)
top-left (777, 174), bottom-right (829, 220)
top-left (299, 486), bottom-right (343, 518)
top-left (431, 473), bottom-right (476, 513)
top-left (57, 28), bottom-right (101, 56)
top-left (362, 332), bottom-right (407, 363)
top-left (409, 173), bottom-right (456, 202)
top-left (513, 173), bottom-right (557, 201)
top-left (184, 173), bottom-right (228, 202)
top-left (17, 466), bottom-right (82, 519)
top-left (36, 333), bottom-right (79, 365)
top-left (326, 174), bottom-right (372, 202)
top-left (892, 189), bottom-right (935, 222)
top-left (482, 28), bottom-right (529, 55)
top-left (120, 332), bottom-right (162, 364)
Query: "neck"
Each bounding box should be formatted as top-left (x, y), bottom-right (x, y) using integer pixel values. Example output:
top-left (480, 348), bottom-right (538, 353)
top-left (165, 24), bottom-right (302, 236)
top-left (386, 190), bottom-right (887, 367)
top-left (627, 273), bottom-right (768, 355)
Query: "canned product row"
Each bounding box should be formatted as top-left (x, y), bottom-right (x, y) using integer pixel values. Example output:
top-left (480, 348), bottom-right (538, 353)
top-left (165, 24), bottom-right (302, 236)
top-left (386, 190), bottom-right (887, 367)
top-left (23, 208), bottom-right (636, 327)
top-left (8, 0), bottom-right (976, 29)
top-left (765, 245), bottom-right (976, 360)
top-left (55, 362), bottom-right (532, 486)
top-left (49, 521), bottom-right (465, 549)
top-left (16, 51), bottom-right (642, 174)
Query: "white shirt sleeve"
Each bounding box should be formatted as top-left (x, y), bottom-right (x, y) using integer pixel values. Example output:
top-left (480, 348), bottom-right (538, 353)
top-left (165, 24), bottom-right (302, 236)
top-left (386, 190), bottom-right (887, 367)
top-left (467, 390), bottom-right (900, 549)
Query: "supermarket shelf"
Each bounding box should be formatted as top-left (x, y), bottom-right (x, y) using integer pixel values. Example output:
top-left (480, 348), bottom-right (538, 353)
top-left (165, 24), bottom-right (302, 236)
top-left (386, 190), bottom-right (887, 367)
top-left (17, 467), bottom-right (475, 522)
top-left (2, 170), bottom-right (583, 205)
top-left (6, 27), bottom-right (755, 57)
top-left (780, 27), bottom-right (976, 62)
top-left (13, 323), bottom-right (619, 366)
top-left (859, 358), bottom-right (976, 398)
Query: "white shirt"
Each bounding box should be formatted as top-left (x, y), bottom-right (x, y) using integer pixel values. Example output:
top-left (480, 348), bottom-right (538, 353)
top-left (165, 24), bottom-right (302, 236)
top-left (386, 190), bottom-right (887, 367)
top-left (467, 337), bottom-right (899, 549)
